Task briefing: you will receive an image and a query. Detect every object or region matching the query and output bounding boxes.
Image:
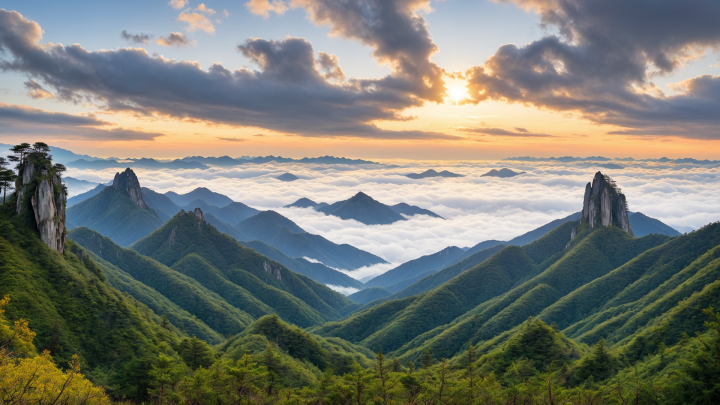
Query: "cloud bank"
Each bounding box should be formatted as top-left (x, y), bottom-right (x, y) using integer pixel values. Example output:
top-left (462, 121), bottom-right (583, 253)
top-left (65, 159), bottom-right (720, 279)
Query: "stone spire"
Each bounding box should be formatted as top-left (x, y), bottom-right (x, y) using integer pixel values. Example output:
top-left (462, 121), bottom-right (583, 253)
top-left (112, 168), bottom-right (149, 210)
top-left (15, 156), bottom-right (66, 253)
top-left (581, 171), bottom-right (632, 234)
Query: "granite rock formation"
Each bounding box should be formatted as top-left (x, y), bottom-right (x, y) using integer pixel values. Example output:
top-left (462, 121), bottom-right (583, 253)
top-left (15, 156), bottom-right (66, 253)
top-left (112, 168), bottom-right (149, 209)
top-left (581, 171), bottom-right (632, 234)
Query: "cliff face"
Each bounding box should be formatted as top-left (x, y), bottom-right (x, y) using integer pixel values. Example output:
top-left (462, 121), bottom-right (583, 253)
top-left (15, 157), bottom-right (66, 253)
top-left (581, 171), bottom-right (632, 235)
top-left (112, 168), bottom-right (149, 209)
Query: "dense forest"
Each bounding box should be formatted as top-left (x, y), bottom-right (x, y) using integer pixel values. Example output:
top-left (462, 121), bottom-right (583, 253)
top-left (1, 143), bottom-right (720, 404)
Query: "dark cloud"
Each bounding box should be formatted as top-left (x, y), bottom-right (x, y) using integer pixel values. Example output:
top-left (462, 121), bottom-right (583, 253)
top-left (294, 0), bottom-right (445, 102)
top-left (0, 103), bottom-right (163, 140)
top-left (458, 127), bottom-right (553, 137)
top-left (155, 32), bottom-right (191, 48)
top-left (216, 137), bottom-right (246, 142)
top-left (0, 9), bottom-right (456, 140)
top-left (120, 30), bottom-right (152, 45)
top-left (465, 0), bottom-right (720, 139)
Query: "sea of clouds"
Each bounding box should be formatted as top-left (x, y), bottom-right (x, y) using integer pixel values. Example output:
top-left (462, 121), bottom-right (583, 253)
top-left (65, 159), bottom-right (720, 280)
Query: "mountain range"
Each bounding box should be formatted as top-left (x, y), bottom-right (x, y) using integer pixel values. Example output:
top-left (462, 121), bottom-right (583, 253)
top-left (286, 192), bottom-right (443, 225)
top-left (481, 168), bottom-right (525, 177)
top-left (2, 152), bottom-right (719, 403)
top-left (406, 169), bottom-right (464, 179)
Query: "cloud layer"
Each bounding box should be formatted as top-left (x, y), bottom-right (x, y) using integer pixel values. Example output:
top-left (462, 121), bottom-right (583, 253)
top-left (65, 159), bottom-right (720, 279)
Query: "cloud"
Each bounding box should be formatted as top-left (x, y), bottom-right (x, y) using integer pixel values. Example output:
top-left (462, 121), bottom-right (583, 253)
top-left (168, 0), bottom-right (187, 10)
top-left (0, 102), bottom-right (163, 140)
top-left (63, 159), bottom-right (720, 279)
top-left (0, 9), bottom-right (457, 140)
top-left (316, 51), bottom-right (345, 82)
top-left (24, 79), bottom-right (55, 99)
top-left (120, 30), bottom-right (152, 45)
top-left (325, 284), bottom-right (359, 295)
top-left (293, 0), bottom-right (446, 103)
top-left (216, 137), bottom-right (246, 142)
top-left (178, 11), bottom-right (215, 33)
top-left (464, 0), bottom-right (720, 139)
top-left (155, 32), bottom-right (192, 47)
top-left (221, 9), bottom-right (230, 18)
top-left (245, 0), bottom-right (289, 18)
top-left (196, 3), bottom-right (216, 15)
top-left (458, 127), bottom-right (553, 137)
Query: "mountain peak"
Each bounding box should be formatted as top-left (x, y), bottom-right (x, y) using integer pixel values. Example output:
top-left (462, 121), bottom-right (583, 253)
top-left (581, 171), bottom-right (632, 234)
top-left (352, 191), bottom-right (371, 199)
top-left (112, 168), bottom-right (149, 210)
top-left (177, 207), bottom-right (206, 222)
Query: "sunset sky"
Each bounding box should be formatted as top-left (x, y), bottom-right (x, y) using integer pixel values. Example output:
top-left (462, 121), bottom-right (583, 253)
top-left (1, 0), bottom-right (719, 159)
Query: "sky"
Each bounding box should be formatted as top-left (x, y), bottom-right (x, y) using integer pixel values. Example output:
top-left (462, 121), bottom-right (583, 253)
top-left (0, 0), bottom-right (719, 159)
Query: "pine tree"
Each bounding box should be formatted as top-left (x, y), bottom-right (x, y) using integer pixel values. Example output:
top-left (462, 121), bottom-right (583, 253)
top-left (178, 336), bottom-right (215, 370)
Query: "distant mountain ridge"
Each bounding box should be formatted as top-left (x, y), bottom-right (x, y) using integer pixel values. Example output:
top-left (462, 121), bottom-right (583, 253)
top-left (406, 169), bottom-right (463, 179)
top-left (286, 193), bottom-right (443, 225)
top-left (481, 168), bottom-right (525, 178)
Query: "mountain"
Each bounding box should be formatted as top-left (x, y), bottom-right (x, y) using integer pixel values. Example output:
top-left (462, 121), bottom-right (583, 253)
top-left (507, 212), bottom-right (583, 245)
top-left (629, 212), bottom-right (682, 237)
top-left (68, 227), bottom-right (247, 340)
top-left (317, 192), bottom-right (407, 225)
top-left (241, 240), bottom-right (364, 289)
top-left (285, 197), bottom-right (320, 208)
top-left (365, 246), bottom-right (466, 288)
top-left (390, 202), bottom-right (443, 219)
top-left (406, 169), bottom-right (464, 179)
top-left (214, 202), bottom-right (260, 223)
top-left (313, 172), bottom-right (675, 359)
top-left (140, 187), bottom-right (182, 222)
top-left (481, 168), bottom-right (525, 177)
top-left (348, 287), bottom-right (392, 304)
top-left (236, 210), bottom-right (387, 270)
top-left (66, 168), bottom-right (163, 246)
top-left (66, 184), bottom-right (106, 208)
top-left (0, 184), bottom-right (193, 400)
top-left (164, 187), bottom-right (234, 207)
top-left (131, 209), bottom-right (355, 324)
top-left (277, 172), bottom-right (299, 181)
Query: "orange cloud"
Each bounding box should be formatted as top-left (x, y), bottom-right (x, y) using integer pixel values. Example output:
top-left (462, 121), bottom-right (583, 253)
top-left (168, 0), bottom-right (187, 10)
top-left (178, 11), bottom-right (215, 33)
top-left (245, 0), bottom-right (289, 18)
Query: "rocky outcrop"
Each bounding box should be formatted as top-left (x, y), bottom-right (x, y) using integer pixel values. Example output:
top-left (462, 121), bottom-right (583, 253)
top-left (112, 168), bottom-right (149, 209)
top-left (176, 208), bottom-right (205, 222)
top-left (15, 158), bottom-right (66, 253)
top-left (580, 171), bottom-right (632, 235)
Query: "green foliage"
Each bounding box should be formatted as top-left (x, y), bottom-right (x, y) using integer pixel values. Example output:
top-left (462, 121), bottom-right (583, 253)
top-left (68, 227), bottom-right (253, 336)
top-left (0, 203), bottom-right (183, 400)
top-left (178, 337), bottom-right (216, 370)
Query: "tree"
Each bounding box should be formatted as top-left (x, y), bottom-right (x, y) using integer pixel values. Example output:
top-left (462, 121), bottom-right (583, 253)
top-left (178, 336), bottom-right (215, 370)
top-left (8, 143), bottom-right (31, 167)
top-left (422, 348), bottom-right (434, 370)
top-left (148, 354), bottom-right (184, 405)
top-left (0, 158), bottom-right (15, 204)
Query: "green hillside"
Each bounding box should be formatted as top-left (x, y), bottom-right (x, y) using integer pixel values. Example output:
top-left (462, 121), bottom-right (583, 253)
top-left (131, 210), bottom-right (354, 322)
top-left (0, 201), bottom-right (183, 400)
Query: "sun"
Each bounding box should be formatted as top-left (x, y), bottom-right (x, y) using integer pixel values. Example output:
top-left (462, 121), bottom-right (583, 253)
top-left (447, 86), bottom-right (468, 105)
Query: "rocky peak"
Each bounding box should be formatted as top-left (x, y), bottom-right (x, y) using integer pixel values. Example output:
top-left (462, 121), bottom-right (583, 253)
top-left (14, 156), bottom-right (66, 253)
top-left (580, 171), bottom-right (632, 235)
top-left (112, 168), bottom-right (149, 210)
top-left (177, 207), bottom-right (205, 222)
